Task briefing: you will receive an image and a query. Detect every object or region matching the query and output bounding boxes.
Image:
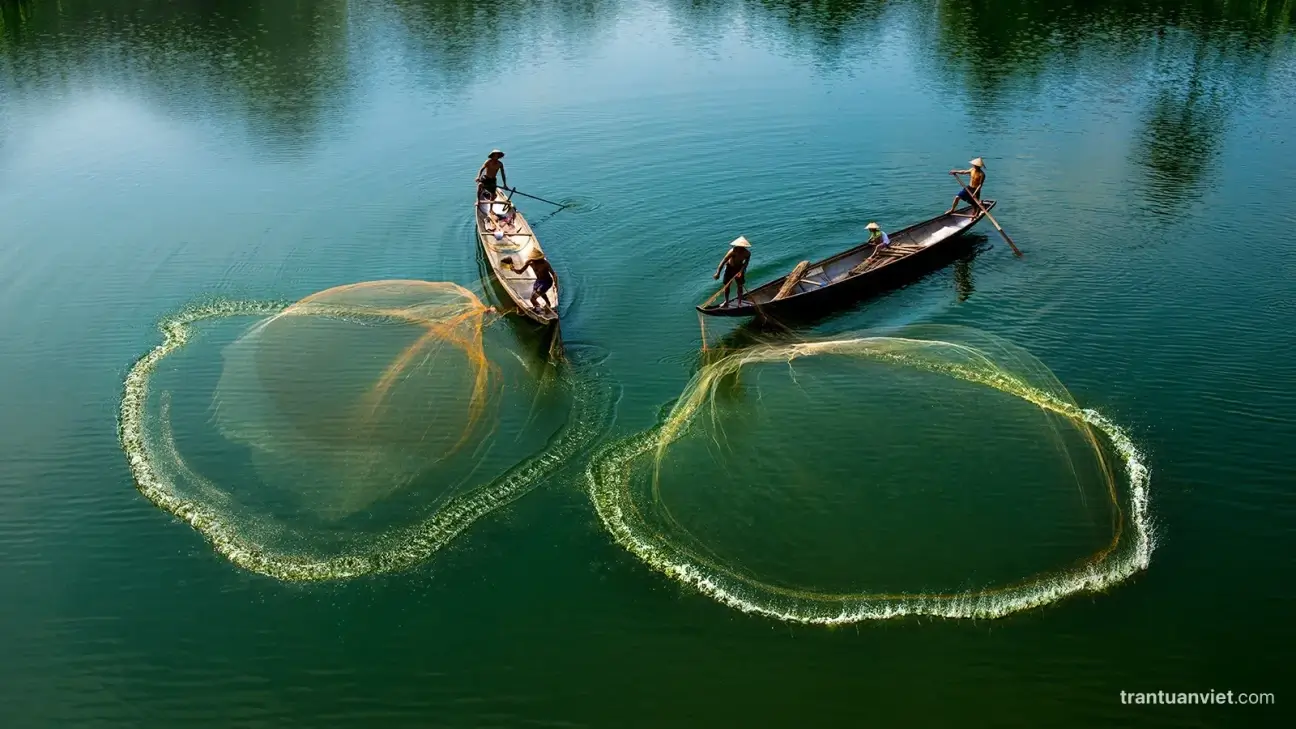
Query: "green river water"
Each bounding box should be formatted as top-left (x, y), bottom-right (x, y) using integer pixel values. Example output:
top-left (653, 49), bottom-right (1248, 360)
top-left (1, 1), bottom-right (1293, 726)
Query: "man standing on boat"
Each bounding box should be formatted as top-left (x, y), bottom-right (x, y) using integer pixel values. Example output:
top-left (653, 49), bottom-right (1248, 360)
top-left (947, 157), bottom-right (986, 216)
top-left (477, 149), bottom-right (508, 200)
top-left (713, 236), bottom-right (752, 307)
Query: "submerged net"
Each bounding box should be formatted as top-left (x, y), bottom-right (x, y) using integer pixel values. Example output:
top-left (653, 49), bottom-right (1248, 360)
top-left (120, 281), bottom-right (608, 581)
top-left (214, 281), bottom-right (498, 521)
top-left (586, 324), bottom-right (1153, 623)
top-left (119, 279), bottom-right (1152, 619)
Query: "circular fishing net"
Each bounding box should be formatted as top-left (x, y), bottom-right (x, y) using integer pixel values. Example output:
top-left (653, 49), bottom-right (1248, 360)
top-left (586, 325), bottom-right (1152, 623)
top-left (214, 281), bottom-right (500, 521)
top-left (120, 281), bottom-right (600, 581)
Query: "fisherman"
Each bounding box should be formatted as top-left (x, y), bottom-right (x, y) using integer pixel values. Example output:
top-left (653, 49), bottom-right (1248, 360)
top-left (505, 245), bottom-right (557, 313)
top-left (477, 149), bottom-right (508, 200)
top-left (860, 221), bottom-right (890, 267)
top-left (947, 157), bottom-right (986, 216)
top-left (712, 236), bottom-right (752, 307)
top-left (867, 221), bottom-right (890, 247)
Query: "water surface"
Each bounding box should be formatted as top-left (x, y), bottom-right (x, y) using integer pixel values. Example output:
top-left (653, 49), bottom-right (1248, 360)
top-left (2, 0), bottom-right (1293, 726)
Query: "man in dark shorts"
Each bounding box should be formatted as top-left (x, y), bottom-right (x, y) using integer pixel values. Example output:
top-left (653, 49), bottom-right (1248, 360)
top-left (507, 245), bottom-right (557, 313)
top-left (947, 157), bottom-right (986, 216)
top-left (712, 235), bottom-right (752, 307)
top-left (477, 149), bottom-right (507, 199)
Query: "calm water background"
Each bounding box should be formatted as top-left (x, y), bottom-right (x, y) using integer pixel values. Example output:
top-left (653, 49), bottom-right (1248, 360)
top-left (2, 0), bottom-right (1294, 726)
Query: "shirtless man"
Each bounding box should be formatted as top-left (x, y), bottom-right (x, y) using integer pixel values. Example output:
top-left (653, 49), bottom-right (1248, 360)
top-left (947, 157), bottom-right (986, 216)
top-left (477, 149), bottom-right (507, 200)
top-left (712, 236), bottom-right (752, 307)
top-left (506, 245), bottom-right (557, 313)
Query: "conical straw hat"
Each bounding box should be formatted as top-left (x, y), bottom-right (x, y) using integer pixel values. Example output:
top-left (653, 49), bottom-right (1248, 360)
top-left (526, 245), bottom-right (545, 260)
top-left (730, 236), bottom-right (751, 248)
top-left (970, 157), bottom-right (985, 168)
top-left (866, 222), bottom-right (880, 231)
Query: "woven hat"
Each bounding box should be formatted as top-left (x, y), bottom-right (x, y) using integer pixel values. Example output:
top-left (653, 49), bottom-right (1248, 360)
top-left (490, 149), bottom-right (504, 158)
top-left (866, 222), bottom-right (880, 231)
top-left (526, 245), bottom-right (545, 260)
top-left (730, 236), bottom-right (751, 248)
top-left (970, 157), bottom-right (985, 168)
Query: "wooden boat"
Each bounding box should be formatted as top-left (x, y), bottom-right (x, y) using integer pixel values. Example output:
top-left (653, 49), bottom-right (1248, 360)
top-left (474, 188), bottom-right (558, 325)
top-left (697, 201), bottom-right (996, 319)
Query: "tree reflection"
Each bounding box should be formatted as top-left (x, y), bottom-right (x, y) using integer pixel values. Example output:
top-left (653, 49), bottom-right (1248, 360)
top-left (742, 0), bottom-right (889, 67)
top-left (916, 0), bottom-right (1293, 209)
top-left (715, 0), bottom-right (1290, 209)
top-left (1136, 31), bottom-right (1230, 212)
top-left (0, 0), bottom-right (349, 150)
top-left (387, 0), bottom-right (615, 92)
top-left (1, 0), bottom-right (1292, 177)
top-left (657, 0), bottom-right (891, 68)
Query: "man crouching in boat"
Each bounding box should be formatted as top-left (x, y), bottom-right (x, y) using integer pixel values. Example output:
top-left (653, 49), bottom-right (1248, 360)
top-left (713, 236), bottom-right (752, 307)
top-left (505, 245), bottom-right (558, 314)
top-left (947, 157), bottom-right (986, 217)
top-left (859, 222), bottom-right (890, 268)
top-left (477, 149), bottom-right (507, 200)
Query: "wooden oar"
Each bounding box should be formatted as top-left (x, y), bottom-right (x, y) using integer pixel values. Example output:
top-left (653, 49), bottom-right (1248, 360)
top-left (506, 187), bottom-right (567, 209)
top-left (950, 172), bottom-right (1022, 257)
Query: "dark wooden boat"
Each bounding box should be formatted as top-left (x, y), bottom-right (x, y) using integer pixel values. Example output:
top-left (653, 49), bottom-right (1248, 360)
top-left (697, 201), bottom-right (996, 319)
top-left (474, 188), bottom-right (558, 325)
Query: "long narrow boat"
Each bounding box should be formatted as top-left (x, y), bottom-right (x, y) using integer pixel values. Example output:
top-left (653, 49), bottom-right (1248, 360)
top-left (474, 189), bottom-right (558, 325)
top-left (697, 200), bottom-right (996, 319)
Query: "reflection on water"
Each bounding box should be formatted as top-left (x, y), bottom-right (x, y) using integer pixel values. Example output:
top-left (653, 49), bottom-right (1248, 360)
top-left (0, 0), bottom-right (1294, 725)
top-left (36, 0), bottom-right (1289, 221)
top-left (659, 0), bottom-right (892, 67)
top-left (4, 0), bottom-right (1291, 176)
top-left (926, 0), bottom-right (1293, 209)
top-left (386, 0), bottom-right (616, 91)
top-left (0, 0), bottom-right (349, 148)
top-left (1138, 52), bottom-right (1227, 211)
top-left (1131, 18), bottom-right (1290, 213)
top-left (953, 253), bottom-right (974, 303)
top-left (742, 0), bottom-right (889, 66)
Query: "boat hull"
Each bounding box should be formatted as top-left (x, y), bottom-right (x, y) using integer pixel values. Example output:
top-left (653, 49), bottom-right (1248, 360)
top-left (698, 201), bottom-right (995, 320)
top-left (474, 189), bottom-right (558, 326)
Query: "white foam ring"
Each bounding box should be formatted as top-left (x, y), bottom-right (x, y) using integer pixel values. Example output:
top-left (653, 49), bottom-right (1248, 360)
top-left (119, 300), bottom-right (608, 581)
top-left (585, 340), bottom-right (1155, 624)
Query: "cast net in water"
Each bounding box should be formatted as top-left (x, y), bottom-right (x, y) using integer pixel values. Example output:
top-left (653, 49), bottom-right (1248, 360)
top-left (120, 280), bottom-right (597, 581)
top-left (213, 281), bottom-right (499, 520)
top-left (586, 325), bottom-right (1153, 624)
